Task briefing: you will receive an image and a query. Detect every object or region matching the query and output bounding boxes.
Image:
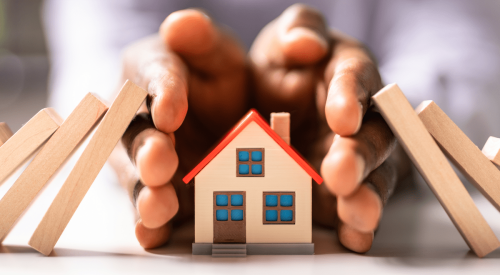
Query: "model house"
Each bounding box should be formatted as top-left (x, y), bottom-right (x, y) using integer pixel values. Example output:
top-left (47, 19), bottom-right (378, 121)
top-left (183, 109), bottom-right (323, 256)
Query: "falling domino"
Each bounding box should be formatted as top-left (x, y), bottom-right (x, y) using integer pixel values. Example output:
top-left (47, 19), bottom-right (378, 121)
top-left (417, 101), bottom-right (500, 212)
top-left (372, 83), bottom-right (500, 258)
top-left (0, 109), bottom-right (62, 185)
top-left (0, 94), bottom-right (107, 242)
top-left (29, 80), bottom-right (147, 256)
top-left (482, 136), bottom-right (500, 168)
top-left (0, 122), bottom-right (14, 146)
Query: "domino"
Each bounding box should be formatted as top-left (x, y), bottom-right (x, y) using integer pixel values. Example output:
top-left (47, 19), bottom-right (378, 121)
top-left (0, 94), bottom-right (107, 242)
top-left (372, 83), bottom-right (500, 258)
top-left (0, 109), bottom-right (62, 185)
top-left (417, 101), bottom-right (500, 212)
top-left (482, 136), bottom-right (500, 167)
top-left (0, 122), bottom-right (13, 146)
top-left (29, 80), bottom-right (147, 256)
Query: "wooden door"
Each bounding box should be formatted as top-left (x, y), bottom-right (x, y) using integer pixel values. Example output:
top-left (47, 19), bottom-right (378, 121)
top-left (213, 191), bottom-right (246, 243)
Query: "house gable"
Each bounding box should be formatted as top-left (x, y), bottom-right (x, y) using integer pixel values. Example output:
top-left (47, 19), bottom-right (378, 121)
top-left (183, 109), bottom-right (323, 185)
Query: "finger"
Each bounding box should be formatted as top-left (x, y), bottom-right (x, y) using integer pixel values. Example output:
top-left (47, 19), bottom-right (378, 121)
top-left (321, 110), bottom-right (396, 196)
top-left (135, 220), bottom-right (172, 249)
top-left (122, 36), bottom-right (189, 134)
top-left (249, 4), bottom-right (330, 123)
top-left (135, 129), bottom-right (178, 187)
top-left (160, 9), bottom-right (248, 132)
top-left (136, 183), bottom-right (179, 229)
top-left (337, 184), bottom-right (382, 233)
top-left (337, 160), bottom-right (398, 232)
top-left (123, 114), bottom-right (178, 187)
top-left (337, 220), bottom-right (374, 253)
top-left (276, 4), bottom-right (329, 65)
top-left (160, 9), bottom-right (245, 75)
top-left (324, 34), bottom-right (383, 136)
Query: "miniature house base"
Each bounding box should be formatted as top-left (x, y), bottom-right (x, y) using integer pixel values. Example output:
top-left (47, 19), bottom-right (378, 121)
top-left (192, 243), bottom-right (314, 257)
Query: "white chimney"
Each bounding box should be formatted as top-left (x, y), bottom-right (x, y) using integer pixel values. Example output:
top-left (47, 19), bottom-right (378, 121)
top-left (270, 112), bottom-right (290, 145)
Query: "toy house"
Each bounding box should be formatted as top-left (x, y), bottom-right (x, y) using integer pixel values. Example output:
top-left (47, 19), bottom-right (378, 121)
top-left (183, 109), bottom-right (323, 256)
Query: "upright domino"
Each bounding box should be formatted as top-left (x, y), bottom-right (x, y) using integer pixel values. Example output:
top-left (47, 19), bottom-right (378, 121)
top-left (29, 80), bottom-right (147, 256)
top-left (417, 101), bottom-right (500, 211)
top-left (0, 94), bottom-right (107, 242)
top-left (0, 122), bottom-right (14, 146)
top-left (372, 84), bottom-right (500, 258)
top-left (0, 109), bottom-right (62, 185)
top-left (482, 136), bottom-right (500, 167)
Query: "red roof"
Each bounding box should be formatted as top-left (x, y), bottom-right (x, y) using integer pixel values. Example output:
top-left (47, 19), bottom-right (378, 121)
top-left (182, 109), bottom-right (323, 184)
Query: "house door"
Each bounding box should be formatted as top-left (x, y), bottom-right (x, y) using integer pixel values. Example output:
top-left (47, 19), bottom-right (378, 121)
top-left (213, 191), bottom-right (246, 243)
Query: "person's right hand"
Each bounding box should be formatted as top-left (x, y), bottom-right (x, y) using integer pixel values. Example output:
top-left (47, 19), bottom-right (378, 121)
top-left (117, 9), bottom-right (248, 248)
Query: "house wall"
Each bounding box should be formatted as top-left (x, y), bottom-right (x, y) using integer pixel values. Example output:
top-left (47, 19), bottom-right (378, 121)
top-left (194, 121), bottom-right (312, 244)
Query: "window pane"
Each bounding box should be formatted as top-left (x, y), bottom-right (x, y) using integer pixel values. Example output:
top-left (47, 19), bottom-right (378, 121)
top-left (265, 195), bottom-right (278, 207)
top-left (251, 151), bottom-right (262, 161)
top-left (238, 151), bottom-right (249, 161)
top-left (280, 210), bottom-right (293, 221)
top-left (216, 195), bottom-right (228, 206)
top-left (251, 164), bottom-right (262, 174)
top-left (216, 210), bottom-right (228, 221)
top-left (239, 164), bottom-right (249, 174)
top-left (280, 195), bottom-right (293, 207)
top-left (231, 209), bottom-right (244, 221)
top-left (266, 210), bottom-right (278, 221)
top-left (231, 194), bottom-right (243, 206)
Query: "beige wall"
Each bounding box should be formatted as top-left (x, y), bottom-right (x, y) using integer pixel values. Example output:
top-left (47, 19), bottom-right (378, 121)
top-left (194, 121), bottom-right (312, 243)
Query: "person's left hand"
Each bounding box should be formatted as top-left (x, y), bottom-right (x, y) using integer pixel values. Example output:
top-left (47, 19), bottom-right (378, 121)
top-left (249, 4), bottom-right (409, 252)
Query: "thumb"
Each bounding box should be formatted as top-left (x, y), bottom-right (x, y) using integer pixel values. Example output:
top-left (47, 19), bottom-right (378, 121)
top-left (277, 4), bottom-right (330, 65)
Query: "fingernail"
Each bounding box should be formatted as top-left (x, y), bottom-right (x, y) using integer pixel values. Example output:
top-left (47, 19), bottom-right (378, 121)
top-left (356, 154), bottom-right (365, 185)
top-left (354, 101), bottom-right (363, 134)
top-left (285, 27), bottom-right (328, 49)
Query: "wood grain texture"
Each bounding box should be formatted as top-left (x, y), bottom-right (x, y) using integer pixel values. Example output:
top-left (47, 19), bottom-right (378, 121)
top-left (372, 83), bottom-right (500, 258)
top-left (0, 94), bottom-right (107, 243)
top-left (29, 80), bottom-right (147, 256)
top-left (417, 101), bottom-right (500, 212)
top-left (482, 136), bottom-right (500, 167)
top-left (0, 109), bottom-right (62, 185)
top-left (0, 122), bottom-right (14, 146)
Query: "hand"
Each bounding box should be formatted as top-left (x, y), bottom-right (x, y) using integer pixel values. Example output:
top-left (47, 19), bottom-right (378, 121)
top-left (249, 4), bottom-right (410, 252)
top-left (116, 9), bottom-right (248, 248)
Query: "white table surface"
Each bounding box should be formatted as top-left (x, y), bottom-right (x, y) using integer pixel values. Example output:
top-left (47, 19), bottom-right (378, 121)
top-left (1, 149), bottom-right (500, 275)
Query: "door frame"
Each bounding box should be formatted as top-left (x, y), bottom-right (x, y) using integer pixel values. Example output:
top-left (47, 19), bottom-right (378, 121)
top-left (213, 191), bottom-right (246, 243)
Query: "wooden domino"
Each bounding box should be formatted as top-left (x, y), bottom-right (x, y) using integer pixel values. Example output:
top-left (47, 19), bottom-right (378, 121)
top-left (417, 101), bottom-right (500, 212)
top-left (0, 109), bottom-right (62, 185)
top-left (482, 136), bottom-right (500, 167)
top-left (29, 80), bottom-right (147, 256)
top-left (0, 122), bottom-right (14, 146)
top-left (0, 94), bottom-right (107, 242)
top-left (372, 83), bottom-right (500, 258)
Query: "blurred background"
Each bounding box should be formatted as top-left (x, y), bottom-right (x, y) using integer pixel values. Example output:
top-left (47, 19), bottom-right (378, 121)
top-left (1, 0), bottom-right (500, 146)
top-left (0, 0), bottom-right (47, 132)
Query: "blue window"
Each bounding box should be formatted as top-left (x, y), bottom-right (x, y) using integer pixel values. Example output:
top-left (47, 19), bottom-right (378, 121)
top-left (216, 195), bottom-right (228, 206)
top-left (280, 195), bottom-right (293, 207)
top-left (251, 151), bottom-right (262, 161)
top-left (263, 192), bottom-right (295, 224)
top-left (238, 151), bottom-right (249, 161)
top-left (266, 210), bottom-right (278, 221)
top-left (216, 210), bottom-right (228, 221)
top-left (265, 195), bottom-right (278, 207)
top-left (239, 164), bottom-right (249, 174)
top-left (251, 164), bottom-right (262, 174)
top-left (280, 210), bottom-right (293, 221)
top-left (237, 149), bottom-right (264, 177)
top-left (231, 210), bottom-right (244, 221)
top-left (231, 194), bottom-right (243, 206)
